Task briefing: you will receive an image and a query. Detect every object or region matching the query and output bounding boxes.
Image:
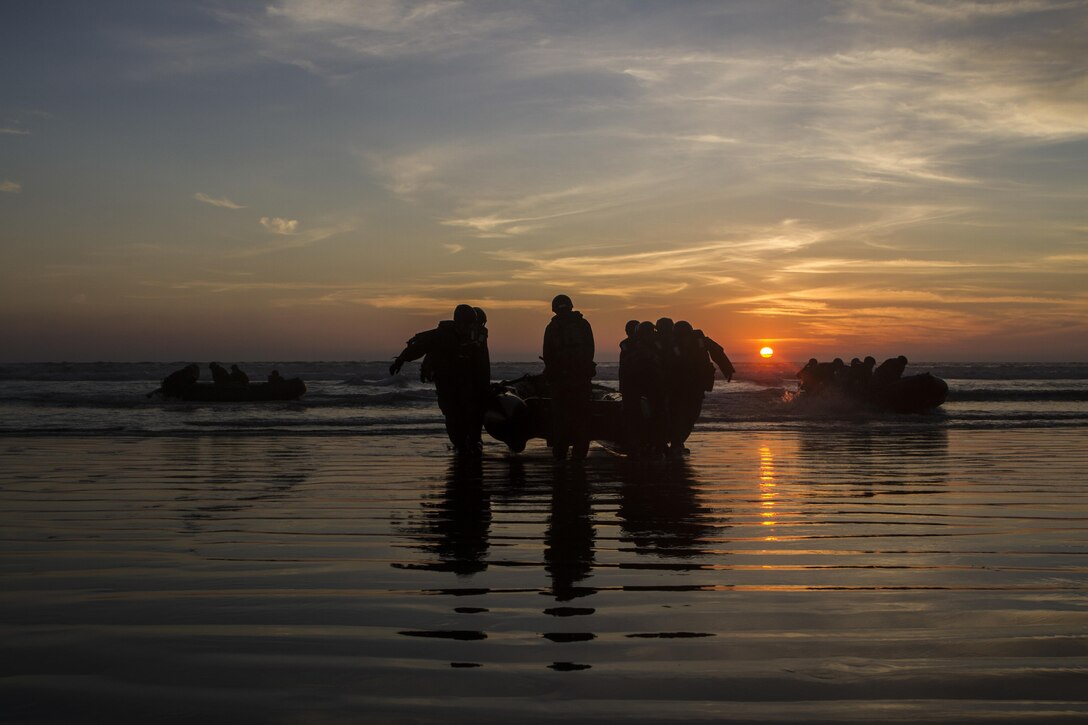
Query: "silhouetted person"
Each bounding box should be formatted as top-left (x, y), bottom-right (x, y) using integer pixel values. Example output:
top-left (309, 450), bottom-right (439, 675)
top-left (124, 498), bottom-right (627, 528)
top-left (844, 356), bottom-right (875, 397)
top-left (618, 319), bottom-right (639, 361)
top-left (874, 355), bottom-right (909, 387)
top-left (209, 362), bottom-right (231, 385)
top-left (542, 294), bottom-right (595, 460)
top-left (797, 358), bottom-right (819, 392)
top-left (472, 306), bottom-right (491, 378)
top-left (229, 364), bottom-right (249, 385)
top-left (669, 321), bottom-right (725, 452)
top-left (267, 369), bottom-right (284, 384)
top-left (619, 321), bottom-right (665, 455)
top-left (390, 304), bottom-right (491, 454)
top-left (153, 363), bottom-right (199, 397)
top-left (653, 317), bottom-right (678, 450)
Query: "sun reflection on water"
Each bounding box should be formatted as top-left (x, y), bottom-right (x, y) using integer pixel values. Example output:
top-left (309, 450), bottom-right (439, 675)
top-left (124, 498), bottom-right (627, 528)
top-left (759, 444), bottom-right (778, 540)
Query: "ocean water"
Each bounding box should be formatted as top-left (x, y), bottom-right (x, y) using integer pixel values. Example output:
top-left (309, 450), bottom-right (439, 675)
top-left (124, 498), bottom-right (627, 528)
top-left (3, 361), bottom-right (1088, 723)
top-left (1, 360), bottom-right (1086, 438)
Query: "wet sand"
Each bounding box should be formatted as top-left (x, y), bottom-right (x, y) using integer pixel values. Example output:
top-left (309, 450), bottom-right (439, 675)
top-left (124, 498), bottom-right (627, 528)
top-left (2, 429), bottom-right (1087, 723)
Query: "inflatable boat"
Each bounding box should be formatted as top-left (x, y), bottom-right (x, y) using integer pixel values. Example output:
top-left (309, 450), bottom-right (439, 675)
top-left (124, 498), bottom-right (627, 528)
top-left (483, 374), bottom-right (621, 452)
top-left (153, 378), bottom-right (307, 402)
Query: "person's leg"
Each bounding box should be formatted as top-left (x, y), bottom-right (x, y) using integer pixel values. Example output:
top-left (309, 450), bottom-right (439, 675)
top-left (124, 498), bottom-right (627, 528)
top-left (551, 384), bottom-right (571, 459)
top-left (569, 380), bottom-right (592, 460)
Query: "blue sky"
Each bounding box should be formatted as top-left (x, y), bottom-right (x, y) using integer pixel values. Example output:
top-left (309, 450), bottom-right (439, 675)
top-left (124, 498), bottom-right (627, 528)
top-left (2, 0), bottom-right (1086, 362)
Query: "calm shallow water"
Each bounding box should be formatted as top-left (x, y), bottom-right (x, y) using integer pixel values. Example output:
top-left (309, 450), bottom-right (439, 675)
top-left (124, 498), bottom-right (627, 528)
top-left (2, 429), bottom-right (1087, 723)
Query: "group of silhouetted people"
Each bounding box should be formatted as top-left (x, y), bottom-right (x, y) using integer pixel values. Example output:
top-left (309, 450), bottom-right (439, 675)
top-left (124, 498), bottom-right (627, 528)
top-left (389, 295), bottom-right (734, 459)
top-left (618, 317), bottom-right (734, 457)
top-left (209, 362), bottom-right (251, 386)
top-left (797, 355), bottom-right (909, 398)
top-left (154, 362), bottom-right (286, 397)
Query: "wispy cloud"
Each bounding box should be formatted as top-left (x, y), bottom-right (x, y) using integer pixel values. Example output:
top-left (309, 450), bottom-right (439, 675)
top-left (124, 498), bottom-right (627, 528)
top-left (0, 180), bottom-right (22, 193)
top-left (0, 127), bottom-right (29, 135)
top-left (231, 222), bottom-right (349, 257)
top-left (194, 192), bottom-right (245, 209)
top-left (259, 216), bottom-right (299, 235)
top-left (248, 0), bottom-right (529, 71)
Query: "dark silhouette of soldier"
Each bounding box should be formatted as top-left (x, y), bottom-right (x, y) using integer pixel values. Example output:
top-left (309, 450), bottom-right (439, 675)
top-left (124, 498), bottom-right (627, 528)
top-left (209, 362), bottom-right (231, 385)
top-left (619, 321), bottom-right (665, 455)
top-left (653, 317), bottom-right (678, 449)
top-left (153, 363), bottom-right (199, 397)
top-left (542, 294), bottom-right (595, 460)
top-left (874, 355), bottom-right (909, 387)
top-left (665, 322), bottom-right (735, 453)
top-left (622, 320), bottom-right (635, 359)
top-left (390, 304), bottom-right (491, 454)
top-left (267, 369), bottom-right (285, 384)
top-left (667, 322), bottom-right (708, 452)
top-left (229, 364), bottom-right (249, 385)
top-left (844, 356), bottom-right (876, 396)
top-left (797, 358), bottom-right (819, 392)
top-left (473, 306), bottom-right (491, 384)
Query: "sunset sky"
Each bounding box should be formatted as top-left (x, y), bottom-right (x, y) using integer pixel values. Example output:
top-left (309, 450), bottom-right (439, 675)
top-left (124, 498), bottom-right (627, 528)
top-left (2, 0), bottom-right (1086, 362)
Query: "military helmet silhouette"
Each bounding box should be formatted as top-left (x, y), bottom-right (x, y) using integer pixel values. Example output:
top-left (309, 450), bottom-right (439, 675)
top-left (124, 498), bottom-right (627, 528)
top-left (551, 294), bottom-right (573, 312)
top-left (454, 304), bottom-right (476, 324)
top-left (473, 306), bottom-right (487, 325)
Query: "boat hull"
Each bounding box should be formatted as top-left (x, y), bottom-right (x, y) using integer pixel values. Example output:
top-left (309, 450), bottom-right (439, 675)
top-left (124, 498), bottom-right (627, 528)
top-left (160, 379), bottom-right (307, 402)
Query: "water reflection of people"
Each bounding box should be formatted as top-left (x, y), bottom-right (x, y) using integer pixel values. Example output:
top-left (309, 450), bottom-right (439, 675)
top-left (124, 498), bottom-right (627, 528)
top-left (545, 466), bottom-right (595, 601)
top-left (414, 456), bottom-right (492, 576)
top-left (616, 458), bottom-right (712, 558)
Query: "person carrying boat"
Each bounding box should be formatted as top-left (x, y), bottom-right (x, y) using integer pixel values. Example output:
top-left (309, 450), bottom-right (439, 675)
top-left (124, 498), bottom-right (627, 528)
top-left (542, 294), bottom-right (596, 460)
top-left (229, 364), bottom-right (250, 385)
top-left (666, 322), bottom-right (735, 454)
top-left (209, 362), bottom-right (231, 385)
top-left (390, 304), bottom-right (491, 455)
top-left (619, 321), bottom-right (664, 456)
top-left (874, 355), bottom-right (908, 387)
top-left (153, 363), bottom-right (200, 397)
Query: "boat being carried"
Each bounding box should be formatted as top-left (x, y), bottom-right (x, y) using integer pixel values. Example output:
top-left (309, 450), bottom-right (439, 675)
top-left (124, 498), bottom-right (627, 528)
top-left (796, 355), bottom-right (947, 413)
top-left (148, 363), bottom-right (306, 402)
top-left (484, 374), bottom-right (621, 452)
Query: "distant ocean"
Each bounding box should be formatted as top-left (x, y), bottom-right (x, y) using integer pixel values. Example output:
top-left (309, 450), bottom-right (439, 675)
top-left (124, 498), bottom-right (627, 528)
top-left (2, 360), bottom-right (1086, 438)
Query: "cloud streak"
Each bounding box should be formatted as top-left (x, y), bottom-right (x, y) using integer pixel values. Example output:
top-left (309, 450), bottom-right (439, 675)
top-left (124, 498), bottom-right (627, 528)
top-left (194, 192), bottom-right (245, 209)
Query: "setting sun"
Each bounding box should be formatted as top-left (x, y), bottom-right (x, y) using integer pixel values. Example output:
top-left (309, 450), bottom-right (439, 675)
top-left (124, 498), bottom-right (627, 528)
top-left (760, 346), bottom-right (774, 359)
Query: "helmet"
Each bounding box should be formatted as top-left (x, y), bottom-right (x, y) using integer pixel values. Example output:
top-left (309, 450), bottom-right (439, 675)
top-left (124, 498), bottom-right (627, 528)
top-left (473, 306), bottom-right (487, 325)
top-left (454, 304), bottom-right (476, 325)
top-left (655, 317), bottom-right (674, 334)
top-left (674, 320), bottom-right (693, 334)
top-left (625, 319), bottom-right (639, 336)
top-left (551, 294), bottom-right (573, 312)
